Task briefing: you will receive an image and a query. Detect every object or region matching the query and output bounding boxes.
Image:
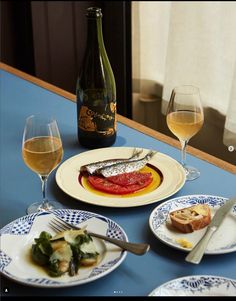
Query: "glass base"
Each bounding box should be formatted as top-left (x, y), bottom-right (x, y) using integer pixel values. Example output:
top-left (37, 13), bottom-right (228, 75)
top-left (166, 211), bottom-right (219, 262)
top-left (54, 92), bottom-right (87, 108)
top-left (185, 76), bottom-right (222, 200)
top-left (184, 165), bottom-right (200, 181)
top-left (26, 200), bottom-right (64, 215)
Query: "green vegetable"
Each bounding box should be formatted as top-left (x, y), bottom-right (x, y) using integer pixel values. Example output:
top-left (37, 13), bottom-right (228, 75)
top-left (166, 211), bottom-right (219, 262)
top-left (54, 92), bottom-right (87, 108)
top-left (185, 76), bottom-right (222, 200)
top-left (48, 259), bottom-right (64, 277)
top-left (31, 231), bottom-right (53, 266)
top-left (70, 244), bottom-right (83, 274)
top-left (31, 230), bottom-right (99, 277)
top-left (69, 233), bottom-right (92, 246)
top-left (81, 251), bottom-right (99, 259)
top-left (68, 260), bottom-right (76, 276)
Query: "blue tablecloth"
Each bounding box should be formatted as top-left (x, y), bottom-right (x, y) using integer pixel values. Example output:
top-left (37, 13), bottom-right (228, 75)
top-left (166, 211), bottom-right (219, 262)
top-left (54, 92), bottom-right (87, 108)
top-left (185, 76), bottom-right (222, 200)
top-left (0, 69), bottom-right (235, 296)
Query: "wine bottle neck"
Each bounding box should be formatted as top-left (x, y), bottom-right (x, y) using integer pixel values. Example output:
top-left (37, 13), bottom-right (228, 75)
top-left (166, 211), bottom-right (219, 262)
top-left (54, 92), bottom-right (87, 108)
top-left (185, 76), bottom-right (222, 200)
top-left (86, 17), bottom-right (105, 50)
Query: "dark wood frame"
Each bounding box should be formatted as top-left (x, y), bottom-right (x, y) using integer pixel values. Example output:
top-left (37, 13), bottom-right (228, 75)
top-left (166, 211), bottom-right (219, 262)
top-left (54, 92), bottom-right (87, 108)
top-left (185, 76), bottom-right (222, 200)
top-left (0, 1), bottom-right (35, 74)
top-left (102, 1), bottom-right (132, 118)
top-left (1, 1), bottom-right (132, 118)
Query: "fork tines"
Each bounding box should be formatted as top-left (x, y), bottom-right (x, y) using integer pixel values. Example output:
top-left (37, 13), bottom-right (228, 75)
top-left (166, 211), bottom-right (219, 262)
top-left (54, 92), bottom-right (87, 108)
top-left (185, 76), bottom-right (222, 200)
top-left (49, 217), bottom-right (75, 233)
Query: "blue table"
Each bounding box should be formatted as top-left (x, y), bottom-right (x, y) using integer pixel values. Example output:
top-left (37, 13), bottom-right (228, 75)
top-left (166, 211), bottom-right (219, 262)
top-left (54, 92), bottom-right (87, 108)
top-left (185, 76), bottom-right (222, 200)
top-left (0, 65), bottom-right (236, 297)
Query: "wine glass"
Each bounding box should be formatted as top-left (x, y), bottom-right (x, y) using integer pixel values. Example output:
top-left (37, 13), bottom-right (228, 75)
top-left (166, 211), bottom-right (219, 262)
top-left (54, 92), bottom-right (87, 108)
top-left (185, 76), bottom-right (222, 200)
top-left (166, 85), bottom-right (204, 180)
top-left (22, 115), bottom-right (64, 214)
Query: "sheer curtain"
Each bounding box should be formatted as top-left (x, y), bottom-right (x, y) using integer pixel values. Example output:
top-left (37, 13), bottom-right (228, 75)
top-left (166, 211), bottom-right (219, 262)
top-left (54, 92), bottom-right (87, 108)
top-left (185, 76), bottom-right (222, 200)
top-left (132, 1), bottom-right (236, 148)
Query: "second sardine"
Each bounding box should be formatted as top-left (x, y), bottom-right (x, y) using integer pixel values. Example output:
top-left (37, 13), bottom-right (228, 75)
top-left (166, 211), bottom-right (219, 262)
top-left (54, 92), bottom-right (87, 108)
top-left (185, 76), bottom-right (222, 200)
top-left (96, 150), bottom-right (157, 177)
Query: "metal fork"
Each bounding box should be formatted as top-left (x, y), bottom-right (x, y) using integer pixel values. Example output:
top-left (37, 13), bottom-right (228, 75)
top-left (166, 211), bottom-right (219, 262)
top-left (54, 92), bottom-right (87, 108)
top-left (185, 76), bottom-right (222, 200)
top-left (49, 217), bottom-right (150, 256)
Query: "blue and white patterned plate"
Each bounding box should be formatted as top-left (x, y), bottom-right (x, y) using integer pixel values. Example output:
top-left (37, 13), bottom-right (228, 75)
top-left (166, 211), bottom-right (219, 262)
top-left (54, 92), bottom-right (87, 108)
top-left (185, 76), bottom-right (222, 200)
top-left (0, 209), bottom-right (127, 288)
top-left (149, 275), bottom-right (236, 296)
top-left (149, 195), bottom-right (236, 254)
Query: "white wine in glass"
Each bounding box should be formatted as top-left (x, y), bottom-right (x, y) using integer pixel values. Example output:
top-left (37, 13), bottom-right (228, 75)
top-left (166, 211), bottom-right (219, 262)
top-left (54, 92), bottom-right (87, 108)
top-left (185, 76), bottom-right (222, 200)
top-left (166, 86), bottom-right (204, 180)
top-left (22, 115), bottom-right (64, 214)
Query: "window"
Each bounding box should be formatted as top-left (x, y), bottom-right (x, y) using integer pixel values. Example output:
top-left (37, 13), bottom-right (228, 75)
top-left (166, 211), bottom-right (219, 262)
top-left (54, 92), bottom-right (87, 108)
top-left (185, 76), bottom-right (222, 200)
top-left (132, 1), bottom-right (236, 165)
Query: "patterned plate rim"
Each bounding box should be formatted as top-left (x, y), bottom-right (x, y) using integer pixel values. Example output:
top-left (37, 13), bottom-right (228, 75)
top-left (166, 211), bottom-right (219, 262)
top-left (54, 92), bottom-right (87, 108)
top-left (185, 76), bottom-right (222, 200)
top-left (149, 194), bottom-right (236, 254)
top-left (148, 275), bottom-right (236, 296)
top-left (0, 209), bottom-right (128, 288)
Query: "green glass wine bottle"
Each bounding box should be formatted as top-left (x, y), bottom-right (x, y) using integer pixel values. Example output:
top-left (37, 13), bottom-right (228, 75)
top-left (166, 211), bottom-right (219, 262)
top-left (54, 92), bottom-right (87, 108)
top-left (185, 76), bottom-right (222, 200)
top-left (76, 7), bottom-right (117, 148)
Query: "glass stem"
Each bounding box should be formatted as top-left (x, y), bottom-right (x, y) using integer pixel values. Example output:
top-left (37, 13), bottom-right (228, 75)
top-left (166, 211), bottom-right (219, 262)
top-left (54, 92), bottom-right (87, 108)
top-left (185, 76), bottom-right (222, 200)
top-left (40, 175), bottom-right (49, 210)
top-left (180, 139), bottom-right (188, 167)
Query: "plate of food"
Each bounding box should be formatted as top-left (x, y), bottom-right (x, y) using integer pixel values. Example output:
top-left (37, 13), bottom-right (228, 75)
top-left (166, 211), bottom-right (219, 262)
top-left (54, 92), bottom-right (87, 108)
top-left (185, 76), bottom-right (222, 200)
top-left (55, 147), bottom-right (186, 207)
top-left (149, 195), bottom-right (236, 254)
top-left (149, 275), bottom-right (236, 296)
top-left (0, 209), bottom-right (127, 288)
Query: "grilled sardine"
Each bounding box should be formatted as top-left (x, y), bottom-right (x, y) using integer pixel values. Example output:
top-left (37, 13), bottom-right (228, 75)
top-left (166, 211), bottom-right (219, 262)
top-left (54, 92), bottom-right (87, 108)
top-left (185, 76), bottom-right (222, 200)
top-left (96, 150), bottom-right (157, 177)
top-left (80, 148), bottom-right (143, 175)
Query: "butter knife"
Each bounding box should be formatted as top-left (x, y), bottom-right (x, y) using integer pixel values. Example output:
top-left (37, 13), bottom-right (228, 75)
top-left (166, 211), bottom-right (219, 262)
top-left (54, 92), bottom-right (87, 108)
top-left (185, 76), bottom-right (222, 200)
top-left (185, 197), bottom-right (236, 264)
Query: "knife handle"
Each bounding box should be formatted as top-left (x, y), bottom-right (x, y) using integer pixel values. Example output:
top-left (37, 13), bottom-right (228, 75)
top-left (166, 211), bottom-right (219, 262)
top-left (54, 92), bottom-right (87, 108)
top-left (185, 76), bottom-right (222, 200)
top-left (185, 226), bottom-right (216, 264)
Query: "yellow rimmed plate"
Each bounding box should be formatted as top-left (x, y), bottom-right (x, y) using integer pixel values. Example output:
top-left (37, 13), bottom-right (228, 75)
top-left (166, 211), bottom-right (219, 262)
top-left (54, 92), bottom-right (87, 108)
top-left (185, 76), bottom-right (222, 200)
top-left (55, 147), bottom-right (186, 208)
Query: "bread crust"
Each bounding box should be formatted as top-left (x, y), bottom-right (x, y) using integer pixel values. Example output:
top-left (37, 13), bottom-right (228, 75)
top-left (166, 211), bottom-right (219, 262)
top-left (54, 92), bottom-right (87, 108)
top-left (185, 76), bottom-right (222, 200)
top-left (170, 204), bottom-right (211, 233)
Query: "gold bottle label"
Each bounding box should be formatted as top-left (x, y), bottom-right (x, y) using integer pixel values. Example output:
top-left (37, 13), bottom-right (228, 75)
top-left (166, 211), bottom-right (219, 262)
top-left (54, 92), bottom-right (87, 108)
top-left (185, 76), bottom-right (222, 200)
top-left (78, 102), bottom-right (116, 136)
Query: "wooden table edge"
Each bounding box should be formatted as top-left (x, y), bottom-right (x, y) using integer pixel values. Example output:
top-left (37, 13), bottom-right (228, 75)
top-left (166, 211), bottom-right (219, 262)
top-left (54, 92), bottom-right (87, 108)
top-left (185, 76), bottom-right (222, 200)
top-left (1, 62), bottom-right (235, 174)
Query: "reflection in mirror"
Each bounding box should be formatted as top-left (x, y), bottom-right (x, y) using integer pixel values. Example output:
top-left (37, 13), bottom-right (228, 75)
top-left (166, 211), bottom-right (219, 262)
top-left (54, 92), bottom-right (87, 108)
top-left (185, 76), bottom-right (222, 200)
top-left (131, 1), bottom-right (236, 166)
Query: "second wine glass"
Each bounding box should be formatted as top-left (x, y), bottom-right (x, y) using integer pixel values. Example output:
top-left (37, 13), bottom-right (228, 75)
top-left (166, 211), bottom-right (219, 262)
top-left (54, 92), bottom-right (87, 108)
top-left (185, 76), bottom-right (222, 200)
top-left (166, 85), bottom-right (204, 180)
top-left (22, 115), bottom-right (64, 214)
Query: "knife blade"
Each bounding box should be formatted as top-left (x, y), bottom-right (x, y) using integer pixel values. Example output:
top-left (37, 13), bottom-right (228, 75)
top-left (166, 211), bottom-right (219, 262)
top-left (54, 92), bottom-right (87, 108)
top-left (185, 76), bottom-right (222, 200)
top-left (185, 197), bottom-right (236, 264)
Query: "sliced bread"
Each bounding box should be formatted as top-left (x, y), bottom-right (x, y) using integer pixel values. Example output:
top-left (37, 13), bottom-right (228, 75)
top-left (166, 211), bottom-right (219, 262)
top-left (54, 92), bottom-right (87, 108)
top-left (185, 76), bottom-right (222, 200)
top-left (170, 204), bottom-right (211, 233)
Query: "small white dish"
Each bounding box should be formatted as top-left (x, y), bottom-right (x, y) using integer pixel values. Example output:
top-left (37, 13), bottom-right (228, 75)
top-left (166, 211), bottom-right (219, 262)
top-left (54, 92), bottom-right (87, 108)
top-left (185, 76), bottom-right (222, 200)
top-left (149, 195), bottom-right (236, 254)
top-left (0, 209), bottom-right (127, 288)
top-left (149, 275), bottom-right (236, 296)
top-left (55, 147), bottom-right (186, 208)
